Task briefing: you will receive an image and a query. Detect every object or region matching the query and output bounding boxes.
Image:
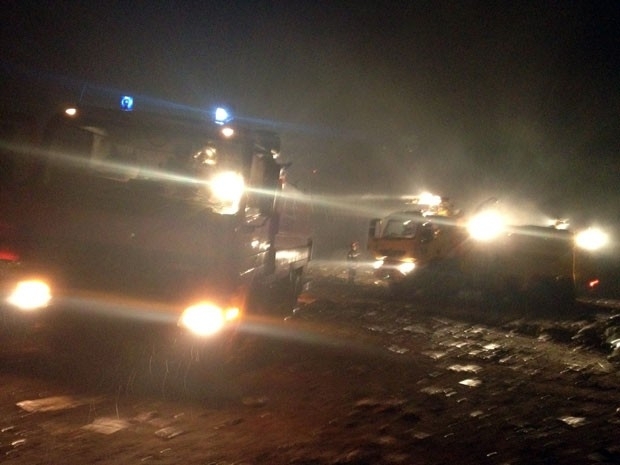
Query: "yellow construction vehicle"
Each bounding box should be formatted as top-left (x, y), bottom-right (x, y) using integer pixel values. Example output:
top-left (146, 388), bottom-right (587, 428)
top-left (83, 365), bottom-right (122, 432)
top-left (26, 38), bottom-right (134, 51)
top-left (368, 194), bottom-right (582, 310)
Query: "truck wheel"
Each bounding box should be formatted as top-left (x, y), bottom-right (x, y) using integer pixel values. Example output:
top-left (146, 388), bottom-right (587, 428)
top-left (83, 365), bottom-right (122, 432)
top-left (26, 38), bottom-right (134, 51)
top-left (246, 268), bottom-right (304, 316)
top-left (526, 277), bottom-right (576, 315)
top-left (273, 267), bottom-right (304, 314)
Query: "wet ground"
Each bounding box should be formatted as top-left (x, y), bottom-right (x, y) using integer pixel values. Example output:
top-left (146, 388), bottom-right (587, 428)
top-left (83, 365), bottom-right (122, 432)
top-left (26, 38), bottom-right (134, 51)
top-left (0, 262), bottom-right (619, 464)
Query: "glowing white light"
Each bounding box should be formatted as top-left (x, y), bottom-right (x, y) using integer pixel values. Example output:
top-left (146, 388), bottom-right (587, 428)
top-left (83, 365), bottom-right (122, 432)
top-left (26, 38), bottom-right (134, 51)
top-left (214, 107), bottom-right (231, 124)
top-left (179, 302), bottom-right (225, 336)
top-left (372, 259), bottom-right (384, 269)
top-left (209, 171), bottom-right (245, 214)
top-left (575, 228), bottom-right (609, 251)
top-left (64, 107), bottom-right (77, 117)
top-left (468, 211), bottom-right (506, 241)
top-left (397, 262), bottom-right (416, 274)
top-left (552, 219), bottom-right (570, 230)
top-left (179, 302), bottom-right (240, 336)
top-left (7, 280), bottom-right (51, 311)
top-left (221, 126), bottom-right (234, 138)
top-left (417, 192), bottom-right (442, 206)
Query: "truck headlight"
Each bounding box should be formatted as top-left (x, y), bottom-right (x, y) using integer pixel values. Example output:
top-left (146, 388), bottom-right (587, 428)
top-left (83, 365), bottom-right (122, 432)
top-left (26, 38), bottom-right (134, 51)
top-left (397, 262), bottom-right (416, 275)
top-left (209, 171), bottom-right (245, 214)
top-left (178, 302), bottom-right (240, 337)
top-left (467, 211), bottom-right (506, 241)
top-left (6, 279), bottom-right (52, 311)
top-left (575, 228), bottom-right (609, 251)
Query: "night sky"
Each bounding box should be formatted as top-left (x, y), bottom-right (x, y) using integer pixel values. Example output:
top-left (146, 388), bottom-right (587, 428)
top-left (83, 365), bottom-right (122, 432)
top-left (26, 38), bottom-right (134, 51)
top-left (2, 1), bottom-right (620, 227)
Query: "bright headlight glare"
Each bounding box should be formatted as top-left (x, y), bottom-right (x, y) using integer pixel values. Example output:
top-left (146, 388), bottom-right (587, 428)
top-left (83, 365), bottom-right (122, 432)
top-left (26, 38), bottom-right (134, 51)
top-left (209, 171), bottom-right (244, 214)
top-left (468, 211), bottom-right (506, 241)
top-left (179, 302), bottom-right (241, 337)
top-left (372, 259), bottom-right (385, 269)
top-left (7, 279), bottom-right (51, 311)
top-left (179, 302), bottom-right (225, 336)
top-left (221, 127), bottom-right (234, 138)
top-left (397, 262), bottom-right (416, 275)
top-left (575, 228), bottom-right (609, 251)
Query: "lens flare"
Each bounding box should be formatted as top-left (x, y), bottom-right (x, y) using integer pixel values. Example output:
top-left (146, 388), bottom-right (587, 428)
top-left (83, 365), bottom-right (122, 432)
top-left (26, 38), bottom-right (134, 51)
top-left (575, 228), bottom-right (608, 251)
top-left (467, 211), bottom-right (506, 241)
top-left (7, 279), bottom-right (51, 311)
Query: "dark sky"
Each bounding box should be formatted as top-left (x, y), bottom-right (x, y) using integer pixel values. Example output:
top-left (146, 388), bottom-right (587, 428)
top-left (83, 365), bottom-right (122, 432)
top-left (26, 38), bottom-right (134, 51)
top-left (2, 0), bottom-right (620, 224)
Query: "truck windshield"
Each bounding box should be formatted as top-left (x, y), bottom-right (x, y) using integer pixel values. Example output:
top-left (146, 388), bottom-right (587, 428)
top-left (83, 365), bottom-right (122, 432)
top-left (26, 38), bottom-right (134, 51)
top-left (383, 218), bottom-right (419, 238)
top-left (41, 115), bottom-right (248, 210)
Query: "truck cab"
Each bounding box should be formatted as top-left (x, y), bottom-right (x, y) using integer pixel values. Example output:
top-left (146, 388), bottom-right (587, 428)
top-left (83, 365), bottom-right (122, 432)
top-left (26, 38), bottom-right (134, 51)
top-left (0, 104), bottom-right (312, 338)
top-left (368, 195), bottom-right (577, 310)
top-left (368, 196), bottom-right (465, 283)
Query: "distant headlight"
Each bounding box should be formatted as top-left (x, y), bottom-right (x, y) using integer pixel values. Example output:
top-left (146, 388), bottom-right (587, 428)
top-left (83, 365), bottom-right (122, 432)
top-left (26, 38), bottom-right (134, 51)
top-left (372, 259), bottom-right (385, 269)
top-left (178, 302), bottom-right (240, 337)
top-left (7, 279), bottom-right (51, 311)
top-left (575, 228), bottom-right (609, 251)
top-left (467, 211), bottom-right (506, 241)
top-left (209, 171), bottom-right (245, 214)
top-left (397, 262), bottom-right (416, 275)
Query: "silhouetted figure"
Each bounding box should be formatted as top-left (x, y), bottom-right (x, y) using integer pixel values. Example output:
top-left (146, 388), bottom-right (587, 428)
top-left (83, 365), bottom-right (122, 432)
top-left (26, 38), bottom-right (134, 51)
top-left (347, 241), bottom-right (360, 284)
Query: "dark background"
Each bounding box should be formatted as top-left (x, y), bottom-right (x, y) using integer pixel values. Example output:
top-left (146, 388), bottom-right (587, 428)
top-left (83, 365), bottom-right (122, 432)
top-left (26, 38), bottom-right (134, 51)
top-left (2, 0), bottom-right (619, 254)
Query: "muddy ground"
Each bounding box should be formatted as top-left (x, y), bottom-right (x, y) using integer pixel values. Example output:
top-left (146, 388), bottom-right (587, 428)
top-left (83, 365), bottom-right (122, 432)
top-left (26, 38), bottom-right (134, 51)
top-left (0, 263), bottom-right (619, 464)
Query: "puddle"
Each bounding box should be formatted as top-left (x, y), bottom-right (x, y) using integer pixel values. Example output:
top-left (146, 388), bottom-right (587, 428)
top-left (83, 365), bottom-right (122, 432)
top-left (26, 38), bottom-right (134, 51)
top-left (458, 378), bottom-right (482, 387)
top-left (447, 364), bottom-right (482, 373)
top-left (82, 417), bottom-right (130, 435)
top-left (16, 395), bottom-right (97, 413)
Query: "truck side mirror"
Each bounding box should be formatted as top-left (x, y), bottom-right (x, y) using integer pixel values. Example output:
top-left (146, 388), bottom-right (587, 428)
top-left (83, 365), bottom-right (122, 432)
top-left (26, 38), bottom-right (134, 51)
top-left (245, 154), bottom-right (279, 225)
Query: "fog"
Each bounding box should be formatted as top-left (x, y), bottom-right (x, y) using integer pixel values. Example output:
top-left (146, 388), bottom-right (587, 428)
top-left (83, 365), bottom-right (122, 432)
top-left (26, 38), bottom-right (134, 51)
top-left (2, 2), bottom-right (619, 255)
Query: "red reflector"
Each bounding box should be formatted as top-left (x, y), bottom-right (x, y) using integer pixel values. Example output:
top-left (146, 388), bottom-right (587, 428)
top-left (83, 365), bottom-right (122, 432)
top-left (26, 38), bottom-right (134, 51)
top-left (0, 249), bottom-right (20, 262)
top-left (588, 279), bottom-right (600, 288)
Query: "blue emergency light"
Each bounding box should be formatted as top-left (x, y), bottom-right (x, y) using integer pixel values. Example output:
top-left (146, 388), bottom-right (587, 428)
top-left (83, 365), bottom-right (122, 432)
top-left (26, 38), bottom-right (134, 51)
top-left (120, 95), bottom-right (134, 111)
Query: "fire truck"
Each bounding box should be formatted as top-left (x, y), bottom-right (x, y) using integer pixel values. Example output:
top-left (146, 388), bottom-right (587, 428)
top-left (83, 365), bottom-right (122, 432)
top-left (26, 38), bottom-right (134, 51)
top-left (368, 194), bottom-right (585, 310)
top-left (0, 101), bottom-right (312, 343)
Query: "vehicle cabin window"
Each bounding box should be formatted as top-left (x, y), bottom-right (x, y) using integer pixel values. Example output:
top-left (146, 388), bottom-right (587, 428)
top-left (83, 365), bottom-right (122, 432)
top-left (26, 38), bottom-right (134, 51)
top-left (45, 124), bottom-right (123, 184)
top-left (40, 120), bottom-right (273, 216)
top-left (383, 219), bottom-right (417, 238)
top-left (44, 123), bottom-right (209, 196)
